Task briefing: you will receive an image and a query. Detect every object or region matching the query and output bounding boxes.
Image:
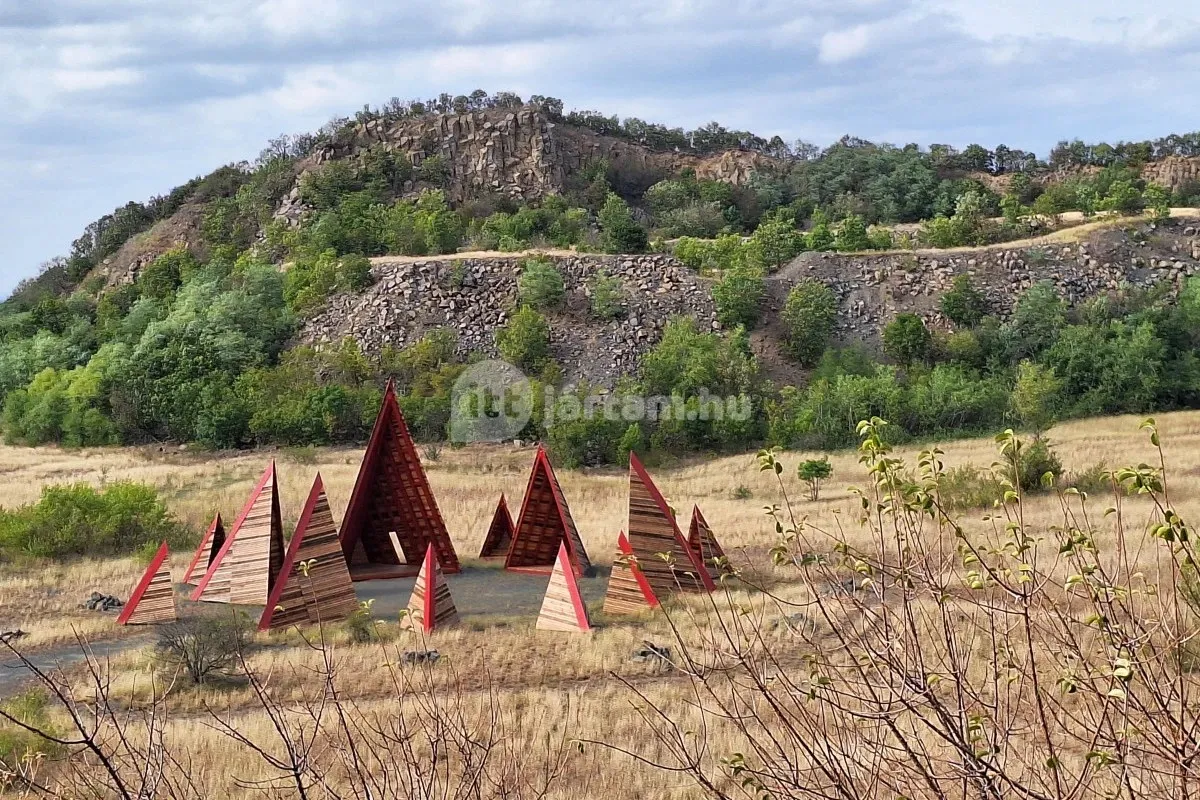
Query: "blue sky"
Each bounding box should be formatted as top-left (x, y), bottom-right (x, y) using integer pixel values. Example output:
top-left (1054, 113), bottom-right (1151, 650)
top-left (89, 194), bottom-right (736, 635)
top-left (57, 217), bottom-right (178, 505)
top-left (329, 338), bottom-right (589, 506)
top-left (2, 0), bottom-right (1199, 297)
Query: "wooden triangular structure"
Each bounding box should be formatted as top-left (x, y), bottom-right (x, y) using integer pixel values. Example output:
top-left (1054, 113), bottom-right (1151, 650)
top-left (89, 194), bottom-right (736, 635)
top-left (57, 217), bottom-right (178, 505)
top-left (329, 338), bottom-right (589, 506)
top-left (183, 513), bottom-right (226, 585)
top-left (117, 542), bottom-right (176, 625)
top-left (602, 531), bottom-right (660, 615)
top-left (536, 543), bottom-right (592, 632)
top-left (340, 380), bottom-right (459, 580)
top-left (191, 462), bottom-right (286, 605)
top-left (400, 544), bottom-right (458, 633)
top-left (627, 452), bottom-right (715, 595)
top-left (259, 474), bottom-right (359, 631)
top-left (687, 505), bottom-right (730, 580)
top-left (478, 494), bottom-right (515, 559)
top-left (505, 446), bottom-right (591, 576)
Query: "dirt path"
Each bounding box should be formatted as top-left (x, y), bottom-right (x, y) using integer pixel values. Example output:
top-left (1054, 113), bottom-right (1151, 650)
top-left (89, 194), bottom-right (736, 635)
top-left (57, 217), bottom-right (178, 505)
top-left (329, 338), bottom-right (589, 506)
top-left (0, 634), bottom-right (154, 698)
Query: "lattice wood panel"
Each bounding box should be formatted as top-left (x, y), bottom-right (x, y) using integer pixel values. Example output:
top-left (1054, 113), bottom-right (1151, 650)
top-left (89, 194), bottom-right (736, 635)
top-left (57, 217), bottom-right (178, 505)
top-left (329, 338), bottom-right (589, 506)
top-left (191, 462), bottom-right (285, 605)
top-left (687, 505), bottom-right (730, 581)
top-left (400, 545), bottom-right (458, 633)
top-left (118, 542), bottom-right (176, 625)
top-left (478, 494), bottom-right (514, 559)
top-left (602, 531), bottom-right (659, 616)
top-left (505, 447), bottom-right (591, 575)
top-left (260, 475), bottom-right (359, 631)
top-left (536, 543), bottom-right (592, 632)
top-left (626, 453), bottom-right (714, 596)
top-left (183, 513), bottom-right (225, 585)
top-left (340, 381), bottom-right (459, 579)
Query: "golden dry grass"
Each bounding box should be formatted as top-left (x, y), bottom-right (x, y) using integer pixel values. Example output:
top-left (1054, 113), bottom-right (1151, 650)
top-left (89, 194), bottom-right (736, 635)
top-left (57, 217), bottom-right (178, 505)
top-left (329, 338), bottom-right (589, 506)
top-left (3, 411), bottom-right (1200, 797)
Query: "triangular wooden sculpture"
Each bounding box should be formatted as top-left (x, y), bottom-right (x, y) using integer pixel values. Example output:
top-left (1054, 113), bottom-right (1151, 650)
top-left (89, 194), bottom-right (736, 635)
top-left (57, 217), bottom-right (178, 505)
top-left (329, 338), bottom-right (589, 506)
top-left (687, 505), bottom-right (730, 580)
top-left (505, 446), bottom-right (592, 576)
top-left (536, 542), bottom-right (593, 632)
top-left (117, 542), bottom-right (176, 625)
top-left (182, 513), bottom-right (226, 585)
top-left (478, 494), bottom-right (515, 559)
top-left (339, 380), bottom-right (459, 580)
top-left (627, 452), bottom-right (715, 595)
top-left (191, 462), bottom-right (286, 605)
top-left (259, 474), bottom-right (359, 631)
top-left (602, 531), bottom-right (660, 615)
top-left (400, 544), bottom-right (458, 633)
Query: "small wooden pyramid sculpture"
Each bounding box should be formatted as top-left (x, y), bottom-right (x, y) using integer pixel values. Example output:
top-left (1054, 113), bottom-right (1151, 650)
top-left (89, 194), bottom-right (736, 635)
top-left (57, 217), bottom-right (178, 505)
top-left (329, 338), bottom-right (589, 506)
top-left (339, 380), bottom-right (459, 580)
top-left (627, 452), bottom-right (715, 596)
top-left (536, 542), bottom-right (593, 633)
top-left (191, 462), bottom-right (286, 605)
top-left (602, 531), bottom-right (660, 615)
top-left (478, 494), bottom-right (515, 559)
top-left (259, 474), bottom-right (359, 631)
top-left (687, 505), bottom-right (730, 580)
top-left (183, 512), bottom-right (226, 585)
top-left (505, 446), bottom-right (592, 576)
top-left (400, 544), bottom-right (458, 633)
top-left (117, 542), bottom-right (176, 625)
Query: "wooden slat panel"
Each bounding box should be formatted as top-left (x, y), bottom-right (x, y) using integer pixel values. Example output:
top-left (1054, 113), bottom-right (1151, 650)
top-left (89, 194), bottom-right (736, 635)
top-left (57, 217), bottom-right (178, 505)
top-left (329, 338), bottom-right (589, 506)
top-left (183, 513), bottom-right (225, 585)
top-left (687, 506), bottom-right (730, 581)
top-left (626, 454), bottom-right (714, 596)
top-left (537, 543), bottom-right (592, 632)
top-left (400, 545), bottom-right (458, 632)
top-left (340, 381), bottom-right (459, 579)
top-left (478, 495), bottom-right (514, 559)
top-left (261, 476), bottom-right (359, 631)
top-left (192, 463), bottom-right (285, 605)
top-left (505, 448), bottom-right (591, 575)
top-left (602, 531), bottom-right (659, 616)
top-left (118, 542), bottom-right (177, 625)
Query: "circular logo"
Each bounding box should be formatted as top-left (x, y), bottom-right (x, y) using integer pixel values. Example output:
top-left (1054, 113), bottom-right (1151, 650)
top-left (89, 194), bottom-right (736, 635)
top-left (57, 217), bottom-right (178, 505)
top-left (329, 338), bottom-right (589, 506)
top-left (450, 359), bottom-right (533, 443)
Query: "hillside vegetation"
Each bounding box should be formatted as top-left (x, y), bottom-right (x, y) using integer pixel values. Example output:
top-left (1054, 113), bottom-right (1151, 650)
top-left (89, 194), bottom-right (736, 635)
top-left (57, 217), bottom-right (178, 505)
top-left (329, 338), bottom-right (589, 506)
top-left (4, 92), bottom-right (1200, 462)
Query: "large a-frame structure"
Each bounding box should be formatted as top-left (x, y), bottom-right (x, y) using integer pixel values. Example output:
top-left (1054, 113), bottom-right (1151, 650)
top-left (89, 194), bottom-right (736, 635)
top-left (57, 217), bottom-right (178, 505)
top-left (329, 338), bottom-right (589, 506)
top-left (339, 380), bottom-right (459, 580)
top-left (505, 446), bottom-right (591, 576)
top-left (478, 494), bottom-right (514, 559)
top-left (117, 542), bottom-right (177, 625)
top-left (626, 452), bottom-right (715, 596)
top-left (259, 474), bottom-right (359, 631)
top-left (191, 462), bottom-right (286, 605)
top-left (183, 512), bottom-right (225, 585)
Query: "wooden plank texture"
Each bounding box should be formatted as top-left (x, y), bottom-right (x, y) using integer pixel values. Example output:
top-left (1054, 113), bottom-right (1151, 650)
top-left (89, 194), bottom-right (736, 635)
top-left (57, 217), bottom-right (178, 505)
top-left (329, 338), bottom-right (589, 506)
top-left (260, 474), bottom-right (359, 631)
top-left (118, 542), bottom-right (176, 625)
top-left (339, 380), bottom-right (459, 579)
top-left (602, 531), bottom-right (659, 616)
top-left (505, 447), bottom-right (591, 575)
top-left (478, 494), bottom-right (514, 559)
top-left (687, 505), bottom-right (730, 580)
top-left (400, 545), bottom-right (458, 633)
top-left (183, 513), bottom-right (225, 585)
top-left (536, 542), bottom-right (592, 632)
top-left (626, 453), bottom-right (715, 596)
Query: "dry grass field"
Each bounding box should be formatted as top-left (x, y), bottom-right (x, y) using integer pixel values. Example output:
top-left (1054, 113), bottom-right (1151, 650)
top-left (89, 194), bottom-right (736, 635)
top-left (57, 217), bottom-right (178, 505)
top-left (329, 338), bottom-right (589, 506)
top-left (2, 411), bottom-right (1199, 797)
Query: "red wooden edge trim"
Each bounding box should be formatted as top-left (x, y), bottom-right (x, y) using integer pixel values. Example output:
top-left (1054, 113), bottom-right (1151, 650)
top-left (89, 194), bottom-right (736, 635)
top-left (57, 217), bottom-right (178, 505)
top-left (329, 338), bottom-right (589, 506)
top-left (182, 512), bottom-right (221, 583)
top-left (118, 541), bottom-right (169, 625)
top-left (504, 446), bottom-right (546, 570)
top-left (556, 542), bottom-right (591, 631)
top-left (628, 453), bottom-right (716, 592)
top-left (259, 474), bottom-right (325, 631)
top-left (191, 461), bottom-right (274, 600)
top-left (617, 530), bottom-right (659, 608)
top-left (338, 381), bottom-right (396, 555)
top-left (422, 544), bottom-right (435, 633)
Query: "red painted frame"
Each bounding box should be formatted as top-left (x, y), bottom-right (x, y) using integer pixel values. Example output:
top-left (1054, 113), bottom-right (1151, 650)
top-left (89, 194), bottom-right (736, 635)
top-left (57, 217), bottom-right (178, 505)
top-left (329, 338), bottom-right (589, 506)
top-left (505, 446), bottom-right (588, 575)
top-left (182, 512), bottom-right (223, 584)
top-left (258, 473), bottom-right (328, 631)
top-left (628, 452), bottom-right (717, 592)
top-left (190, 461), bottom-right (275, 601)
top-left (117, 541), bottom-right (170, 625)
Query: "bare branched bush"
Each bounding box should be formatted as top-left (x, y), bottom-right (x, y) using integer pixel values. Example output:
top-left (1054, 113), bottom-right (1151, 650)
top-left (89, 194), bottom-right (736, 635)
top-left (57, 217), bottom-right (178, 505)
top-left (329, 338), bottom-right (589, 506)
top-left (589, 418), bottom-right (1200, 799)
top-left (155, 614), bottom-right (254, 685)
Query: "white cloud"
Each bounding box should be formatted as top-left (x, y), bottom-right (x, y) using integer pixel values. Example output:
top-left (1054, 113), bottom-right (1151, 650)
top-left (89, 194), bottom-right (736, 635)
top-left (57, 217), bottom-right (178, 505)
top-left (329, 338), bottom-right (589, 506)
top-left (50, 67), bottom-right (142, 92)
top-left (818, 24), bottom-right (873, 63)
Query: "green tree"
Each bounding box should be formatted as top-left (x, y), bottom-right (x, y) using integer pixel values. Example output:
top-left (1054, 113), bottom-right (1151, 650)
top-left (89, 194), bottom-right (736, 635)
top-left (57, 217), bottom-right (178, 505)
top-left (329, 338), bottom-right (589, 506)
top-left (1143, 183), bottom-right (1170, 222)
top-left (882, 313), bottom-right (932, 365)
top-left (588, 271), bottom-right (625, 320)
top-left (834, 215), bottom-right (870, 252)
top-left (781, 280), bottom-right (838, 366)
top-left (712, 264), bottom-right (765, 329)
top-left (1008, 281), bottom-right (1065, 358)
top-left (518, 258), bottom-right (566, 311)
top-left (496, 306), bottom-right (551, 372)
top-left (940, 274), bottom-right (988, 327)
top-left (797, 457), bottom-right (832, 501)
top-left (598, 193), bottom-right (648, 254)
top-left (747, 217), bottom-right (802, 269)
top-left (1099, 180), bottom-right (1145, 215)
top-left (1011, 360), bottom-right (1061, 438)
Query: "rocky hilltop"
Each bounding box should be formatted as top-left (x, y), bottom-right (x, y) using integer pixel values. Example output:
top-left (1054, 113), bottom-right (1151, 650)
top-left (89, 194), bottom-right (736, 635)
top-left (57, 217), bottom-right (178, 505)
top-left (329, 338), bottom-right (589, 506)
top-left (303, 218), bottom-right (1200, 385)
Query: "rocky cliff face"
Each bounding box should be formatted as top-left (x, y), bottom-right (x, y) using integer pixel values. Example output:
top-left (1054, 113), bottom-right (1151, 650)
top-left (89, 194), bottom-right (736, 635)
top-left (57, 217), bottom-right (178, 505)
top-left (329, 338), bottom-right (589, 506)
top-left (274, 107), bottom-right (785, 225)
top-left (303, 219), bottom-right (1200, 386)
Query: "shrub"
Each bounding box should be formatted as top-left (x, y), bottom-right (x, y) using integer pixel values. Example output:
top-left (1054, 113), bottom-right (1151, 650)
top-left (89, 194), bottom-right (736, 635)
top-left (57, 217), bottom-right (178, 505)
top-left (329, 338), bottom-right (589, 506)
top-left (747, 217), bottom-right (802, 269)
top-left (0, 690), bottom-right (63, 771)
top-left (781, 280), bottom-right (838, 366)
top-left (517, 258), bottom-right (566, 311)
top-left (155, 615), bottom-right (253, 684)
top-left (833, 215), bottom-right (870, 252)
top-left (0, 482), bottom-right (184, 559)
top-left (1011, 360), bottom-right (1062, 436)
top-left (588, 271), bottom-right (625, 320)
top-left (712, 265), bottom-right (765, 329)
top-left (337, 254), bottom-right (373, 291)
top-left (598, 193), bottom-right (648, 254)
top-left (936, 464), bottom-right (1005, 510)
top-left (345, 603), bottom-right (378, 643)
top-left (797, 457), bottom-right (832, 500)
top-left (882, 313), bottom-right (932, 365)
top-left (1012, 437), bottom-right (1064, 492)
top-left (940, 274), bottom-right (988, 327)
top-left (496, 306), bottom-right (551, 371)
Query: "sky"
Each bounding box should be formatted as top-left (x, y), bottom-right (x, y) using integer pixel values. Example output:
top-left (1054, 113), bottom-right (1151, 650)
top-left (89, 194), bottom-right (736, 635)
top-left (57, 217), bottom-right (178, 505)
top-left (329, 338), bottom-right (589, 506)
top-left (2, 0), bottom-right (1199, 297)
